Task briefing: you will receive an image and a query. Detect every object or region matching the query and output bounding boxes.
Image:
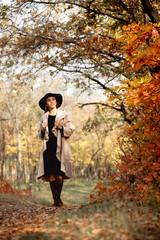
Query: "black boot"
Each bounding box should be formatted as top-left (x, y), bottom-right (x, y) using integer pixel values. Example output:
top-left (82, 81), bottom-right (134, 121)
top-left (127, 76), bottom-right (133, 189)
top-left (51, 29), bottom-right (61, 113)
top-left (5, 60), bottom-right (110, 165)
top-left (56, 175), bottom-right (63, 206)
top-left (49, 176), bottom-right (63, 207)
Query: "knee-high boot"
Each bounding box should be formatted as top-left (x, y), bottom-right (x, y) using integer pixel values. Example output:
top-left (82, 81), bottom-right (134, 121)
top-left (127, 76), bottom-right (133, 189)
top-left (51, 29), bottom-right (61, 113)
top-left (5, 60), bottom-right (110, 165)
top-left (56, 175), bottom-right (63, 206)
top-left (49, 176), bottom-right (63, 207)
top-left (49, 180), bottom-right (58, 206)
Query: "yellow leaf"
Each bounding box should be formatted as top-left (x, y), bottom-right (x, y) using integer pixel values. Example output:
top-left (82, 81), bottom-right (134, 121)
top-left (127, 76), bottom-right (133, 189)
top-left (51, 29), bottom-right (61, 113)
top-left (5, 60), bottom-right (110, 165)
top-left (127, 34), bottom-right (138, 44)
top-left (120, 84), bottom-right (128, 89)
top-left (113, 86), bottom-right (119, 92)
top-left (121, 80), bottom-right (129, 84)
top-left (142, 25), bottom-right (152, 32)
top-left (130, 79), bottom-right (141, 87)
top-left (104, 89), bottom-right (111, 94)
top-left (118, 35), bottom-right (126, 42)
top-left (108, 96), bottom-right (117, 101)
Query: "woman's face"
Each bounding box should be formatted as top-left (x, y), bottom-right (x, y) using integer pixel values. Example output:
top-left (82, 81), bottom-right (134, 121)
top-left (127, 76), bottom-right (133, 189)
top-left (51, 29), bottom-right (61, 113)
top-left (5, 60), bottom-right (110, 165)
top-left (46, 96), bottom-right (57, 110)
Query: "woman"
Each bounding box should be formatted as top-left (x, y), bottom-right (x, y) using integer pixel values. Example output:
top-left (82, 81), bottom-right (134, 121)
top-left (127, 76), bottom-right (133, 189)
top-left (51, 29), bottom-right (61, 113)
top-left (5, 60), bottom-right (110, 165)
top-left (37, 93), bottom-right (75, 207)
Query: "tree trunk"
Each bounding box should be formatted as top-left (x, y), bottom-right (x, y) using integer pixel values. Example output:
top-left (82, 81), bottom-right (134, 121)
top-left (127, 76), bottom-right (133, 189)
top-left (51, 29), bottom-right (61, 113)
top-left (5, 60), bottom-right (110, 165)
top-left (0, 125), bottom-right (5, 177)
top-left (8, 156), bottom-right (12, 178)
top-left (15, 115), bottom-right (21, 190)
top-left (22, 162), bottom-right (26, 183)
top-left (141, 0), bottom-right (160, 23)
top-left (17, 131), bottom-right (21, 189)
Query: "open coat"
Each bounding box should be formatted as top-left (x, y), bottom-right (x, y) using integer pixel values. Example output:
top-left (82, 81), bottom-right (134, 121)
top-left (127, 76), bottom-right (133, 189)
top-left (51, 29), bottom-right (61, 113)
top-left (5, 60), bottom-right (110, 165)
top-left (37, 109), bottom-right (75, 180)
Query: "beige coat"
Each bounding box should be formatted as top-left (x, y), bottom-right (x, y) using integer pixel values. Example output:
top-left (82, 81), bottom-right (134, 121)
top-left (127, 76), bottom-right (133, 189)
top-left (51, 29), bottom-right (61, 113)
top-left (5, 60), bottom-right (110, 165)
top-left (37, 109), bottom-right (75, 180)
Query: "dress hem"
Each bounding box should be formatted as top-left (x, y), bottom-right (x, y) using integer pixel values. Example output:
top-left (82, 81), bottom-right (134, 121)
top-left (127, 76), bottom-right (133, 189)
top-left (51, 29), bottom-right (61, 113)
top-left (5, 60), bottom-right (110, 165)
top-left (37, 173), bottom-right (71, 182)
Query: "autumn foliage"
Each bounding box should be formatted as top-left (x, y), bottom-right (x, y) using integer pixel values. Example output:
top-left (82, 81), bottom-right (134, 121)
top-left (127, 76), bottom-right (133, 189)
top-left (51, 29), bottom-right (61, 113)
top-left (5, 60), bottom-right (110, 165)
top-left (91, 23), bottom-right (160, 203)
top-left (0, 175), bottom-right (32, 198)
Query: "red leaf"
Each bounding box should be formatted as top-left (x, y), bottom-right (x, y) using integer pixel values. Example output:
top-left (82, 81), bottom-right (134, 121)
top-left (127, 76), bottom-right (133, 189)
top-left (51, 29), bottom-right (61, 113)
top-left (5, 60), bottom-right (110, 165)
top-left (144, 177), bottom-right (153, 182)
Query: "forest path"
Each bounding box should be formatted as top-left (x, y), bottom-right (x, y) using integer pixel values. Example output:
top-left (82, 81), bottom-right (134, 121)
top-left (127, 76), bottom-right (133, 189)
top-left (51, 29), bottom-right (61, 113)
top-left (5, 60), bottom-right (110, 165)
top-left (1, 198), bottom-right (160, 240)
top-left (0, 198), bottom-right (82, 240)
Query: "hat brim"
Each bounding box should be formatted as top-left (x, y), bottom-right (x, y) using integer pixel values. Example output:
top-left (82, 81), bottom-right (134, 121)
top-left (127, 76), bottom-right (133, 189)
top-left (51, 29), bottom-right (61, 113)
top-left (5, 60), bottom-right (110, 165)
top-left (39, 93), bottom-right (63, 110)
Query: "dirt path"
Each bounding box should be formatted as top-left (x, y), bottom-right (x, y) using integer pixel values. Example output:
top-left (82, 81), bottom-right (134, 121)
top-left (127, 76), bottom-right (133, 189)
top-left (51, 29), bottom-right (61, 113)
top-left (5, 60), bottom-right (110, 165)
top-left (1, 198), bottom-right (160, 240)
top-left (0, 198), bottom-right (81, 240)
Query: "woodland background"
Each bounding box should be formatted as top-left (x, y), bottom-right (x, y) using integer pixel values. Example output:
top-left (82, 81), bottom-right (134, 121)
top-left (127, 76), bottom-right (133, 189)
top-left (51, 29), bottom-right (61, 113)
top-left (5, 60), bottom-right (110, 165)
top-left (0, 1), bottom-right (160, 238)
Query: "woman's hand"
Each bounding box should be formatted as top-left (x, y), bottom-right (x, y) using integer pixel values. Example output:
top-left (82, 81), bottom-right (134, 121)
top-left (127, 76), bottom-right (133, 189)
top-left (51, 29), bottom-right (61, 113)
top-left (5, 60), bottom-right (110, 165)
top-left (42, 122), bottom-right (48, 132)
top-left (54, 121), bottom-right (62, 130)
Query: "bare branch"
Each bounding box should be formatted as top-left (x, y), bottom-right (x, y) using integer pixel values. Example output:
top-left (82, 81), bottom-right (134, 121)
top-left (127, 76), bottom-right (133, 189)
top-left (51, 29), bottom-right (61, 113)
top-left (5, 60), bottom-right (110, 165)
top-left (118, 0), bottom-right (136, 21)
top-left (20, 0), bottom-right (127, 23)
top-left (79, 101), bottom-right (132, 124)
top-left (78, 102), bottom-right (122, 112)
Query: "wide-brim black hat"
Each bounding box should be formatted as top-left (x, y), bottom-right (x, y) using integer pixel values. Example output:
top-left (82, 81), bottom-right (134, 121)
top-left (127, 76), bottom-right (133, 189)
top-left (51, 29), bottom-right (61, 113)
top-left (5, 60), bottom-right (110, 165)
top-left (39, 93), bottom-right (63, 110)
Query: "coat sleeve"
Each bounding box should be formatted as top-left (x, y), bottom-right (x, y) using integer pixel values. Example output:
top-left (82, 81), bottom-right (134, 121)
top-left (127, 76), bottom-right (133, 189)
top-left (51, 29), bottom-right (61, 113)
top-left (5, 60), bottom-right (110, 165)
top-left (38, 117), bottom-right (45, 140)
top-left (62, 113), bottom-right (75, 138)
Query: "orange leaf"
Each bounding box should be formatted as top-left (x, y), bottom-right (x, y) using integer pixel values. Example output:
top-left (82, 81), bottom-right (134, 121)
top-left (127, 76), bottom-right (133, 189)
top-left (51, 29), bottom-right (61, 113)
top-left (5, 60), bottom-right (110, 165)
top-left (127, 34), bottom-right (138, 44)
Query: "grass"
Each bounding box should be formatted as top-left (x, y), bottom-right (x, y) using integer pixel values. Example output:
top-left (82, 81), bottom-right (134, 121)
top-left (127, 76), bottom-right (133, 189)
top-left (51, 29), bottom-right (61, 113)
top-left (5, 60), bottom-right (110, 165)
top-left (0, 178), bottom-right (97, 206)
top-left (33, 178), bottom-right (97, 206)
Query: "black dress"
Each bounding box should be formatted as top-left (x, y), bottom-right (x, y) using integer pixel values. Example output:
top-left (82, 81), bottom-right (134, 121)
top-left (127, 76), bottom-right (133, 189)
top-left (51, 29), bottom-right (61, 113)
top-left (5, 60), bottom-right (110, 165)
top-left (43, 115), bottom-right (63, 177)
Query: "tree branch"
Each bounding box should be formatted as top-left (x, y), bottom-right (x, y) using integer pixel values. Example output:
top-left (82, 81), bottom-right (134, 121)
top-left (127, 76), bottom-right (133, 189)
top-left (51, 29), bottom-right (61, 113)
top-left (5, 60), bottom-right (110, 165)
top-left (118, 0), bottom-right (136, 21)
top-left (79, 101), bottom-right (122, 111)
top-left (79, 101), bottom-right (132, 124)
top-left (21, 0), bottom-right (127, 23)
